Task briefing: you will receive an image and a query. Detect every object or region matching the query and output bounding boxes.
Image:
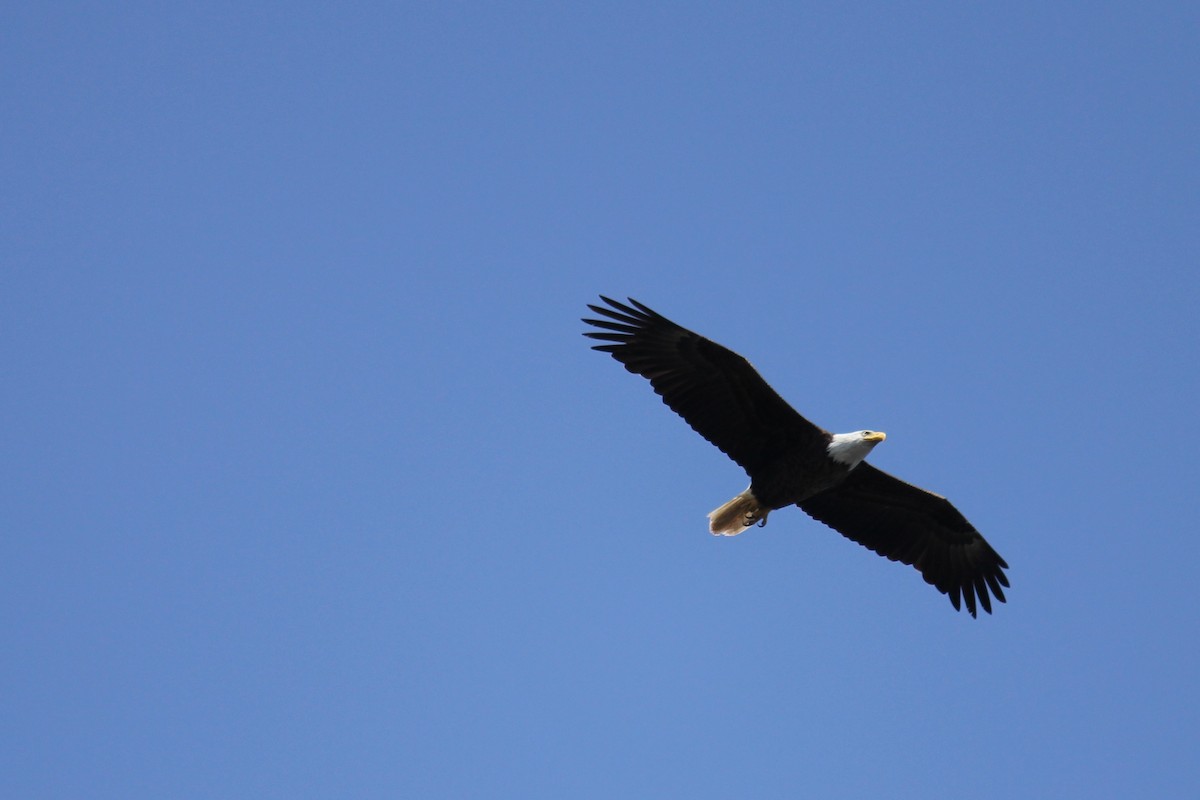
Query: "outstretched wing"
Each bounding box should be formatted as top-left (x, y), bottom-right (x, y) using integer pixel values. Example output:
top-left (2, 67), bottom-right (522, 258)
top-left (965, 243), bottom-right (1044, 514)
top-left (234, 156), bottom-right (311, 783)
top-left (799, 463), bottom-right (1009, 617)
top-left (582, 296), bottom-right (827, 475)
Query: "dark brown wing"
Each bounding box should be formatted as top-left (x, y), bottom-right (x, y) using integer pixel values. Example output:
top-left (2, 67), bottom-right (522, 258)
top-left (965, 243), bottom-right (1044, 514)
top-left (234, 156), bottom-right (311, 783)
top-left (582, 296), bottom-right (827, 475)
top-left (799, 463), bottom-right (1009, 617)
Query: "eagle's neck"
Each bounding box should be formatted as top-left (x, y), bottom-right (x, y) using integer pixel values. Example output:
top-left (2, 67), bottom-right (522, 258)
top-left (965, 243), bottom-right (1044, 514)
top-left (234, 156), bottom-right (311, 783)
top-left (826, 432), bottom-right (876, 469)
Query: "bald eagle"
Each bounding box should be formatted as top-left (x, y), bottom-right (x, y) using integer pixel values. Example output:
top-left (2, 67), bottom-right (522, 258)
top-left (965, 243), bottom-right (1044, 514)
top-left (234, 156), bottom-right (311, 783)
top-left (583, 296), bottom-right (1009, 617)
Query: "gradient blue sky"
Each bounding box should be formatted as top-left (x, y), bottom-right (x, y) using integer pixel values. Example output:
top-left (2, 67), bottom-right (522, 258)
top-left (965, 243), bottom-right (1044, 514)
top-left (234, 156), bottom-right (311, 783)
top-left (4, 3), bottom-right (1198, 798)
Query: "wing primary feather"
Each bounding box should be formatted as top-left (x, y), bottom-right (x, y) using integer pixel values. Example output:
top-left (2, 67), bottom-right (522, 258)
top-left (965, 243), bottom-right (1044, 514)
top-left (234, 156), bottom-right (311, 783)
top-left (582, 318), bottom-right (643, 334)
top-left (974, 575), bottom-right (992, 615)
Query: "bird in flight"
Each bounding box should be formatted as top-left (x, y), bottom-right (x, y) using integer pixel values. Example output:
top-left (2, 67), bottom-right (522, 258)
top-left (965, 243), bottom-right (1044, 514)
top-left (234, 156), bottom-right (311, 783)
top-left (583, 296), bottom-right (1009, 616)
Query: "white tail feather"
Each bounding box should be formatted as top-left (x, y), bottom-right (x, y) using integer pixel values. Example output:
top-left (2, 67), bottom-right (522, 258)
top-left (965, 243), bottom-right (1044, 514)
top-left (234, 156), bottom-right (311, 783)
top-left (707, 489), bottom-right (768, 536)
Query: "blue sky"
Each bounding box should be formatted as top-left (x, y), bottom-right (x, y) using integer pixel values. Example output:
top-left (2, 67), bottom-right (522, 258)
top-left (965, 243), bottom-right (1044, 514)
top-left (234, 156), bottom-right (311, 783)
top-left (3, 3), bottom-right (1198, 797)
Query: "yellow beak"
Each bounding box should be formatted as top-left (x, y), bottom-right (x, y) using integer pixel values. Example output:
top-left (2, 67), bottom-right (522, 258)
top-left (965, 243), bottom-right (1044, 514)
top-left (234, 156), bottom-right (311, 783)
top-left (864, 431), bottom-right (887, 443)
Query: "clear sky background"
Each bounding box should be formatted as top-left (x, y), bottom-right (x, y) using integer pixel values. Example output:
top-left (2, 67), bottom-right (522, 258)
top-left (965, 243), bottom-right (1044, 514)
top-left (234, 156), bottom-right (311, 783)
top-left (3, 3), bottom-right (1198, 798)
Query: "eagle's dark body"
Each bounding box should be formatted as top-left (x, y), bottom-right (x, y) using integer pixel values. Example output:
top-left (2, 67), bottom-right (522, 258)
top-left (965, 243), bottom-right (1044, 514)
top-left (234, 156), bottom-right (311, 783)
top-left (583, 296), bottom-right (1010, 617)
top-left (750, 443), bottom-right (852, 509)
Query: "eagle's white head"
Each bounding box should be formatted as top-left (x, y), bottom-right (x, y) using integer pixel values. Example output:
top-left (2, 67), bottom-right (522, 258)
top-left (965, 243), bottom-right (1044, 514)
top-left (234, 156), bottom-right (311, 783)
top-left (827, 430), bottom-right (887, 468)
